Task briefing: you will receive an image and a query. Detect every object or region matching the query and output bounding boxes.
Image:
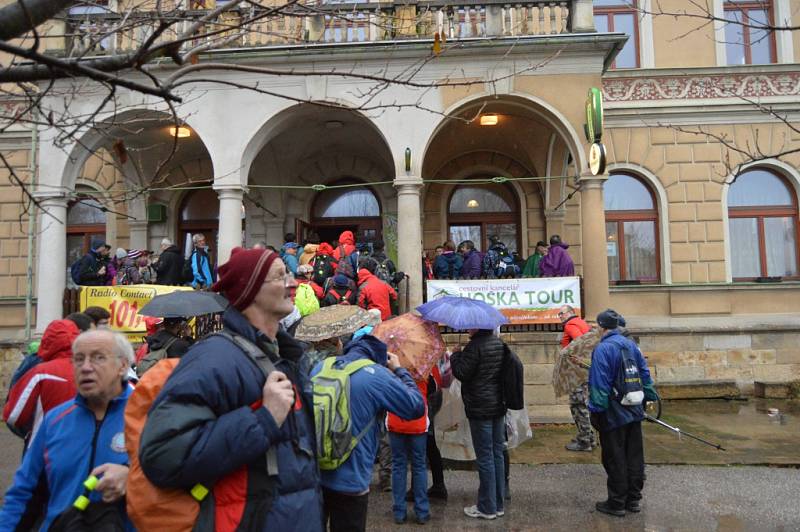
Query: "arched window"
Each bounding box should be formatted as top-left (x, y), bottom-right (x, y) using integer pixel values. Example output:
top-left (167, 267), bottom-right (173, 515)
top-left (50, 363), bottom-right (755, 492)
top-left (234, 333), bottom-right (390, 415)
top-left (604, 172), bottom-right (659, 283)
top-left (447, 183), bottom-right (519, 253)
top-left (66, 192), bottom-right (106, 267)
top-left (310, 182), bottom-right (382, 246)
top-left (728, 168), bottom-right (799, 280)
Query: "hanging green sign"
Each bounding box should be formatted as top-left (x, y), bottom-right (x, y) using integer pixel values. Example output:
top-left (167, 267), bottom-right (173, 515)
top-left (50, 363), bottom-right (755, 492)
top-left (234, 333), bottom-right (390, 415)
top-left (584, 87), bottom-right (603, 144)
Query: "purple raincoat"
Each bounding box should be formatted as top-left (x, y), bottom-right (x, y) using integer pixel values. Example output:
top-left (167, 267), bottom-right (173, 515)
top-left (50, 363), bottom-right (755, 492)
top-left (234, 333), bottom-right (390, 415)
top-left (461, 249), bottom-right (483, 279)
top-left (539, 243), bottom-right (575, 277)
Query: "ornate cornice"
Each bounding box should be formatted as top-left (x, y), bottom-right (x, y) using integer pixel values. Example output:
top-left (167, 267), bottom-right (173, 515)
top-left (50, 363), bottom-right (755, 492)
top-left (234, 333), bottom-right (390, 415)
top-left (602, 71), bottom-right (800, 103)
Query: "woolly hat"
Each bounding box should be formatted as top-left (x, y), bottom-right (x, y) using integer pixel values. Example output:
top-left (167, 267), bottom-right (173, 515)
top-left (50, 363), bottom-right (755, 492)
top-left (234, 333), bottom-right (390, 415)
top-left (212, 247), bottom-right (279, 311)
top-left (115, 248), bottom-right (127, 260)
top-left (127, 249), bottom-right (143, 260)
top-left (596, 309), bottom-right (620, 330)
top-left (333, 274), bottom-right (349, 287)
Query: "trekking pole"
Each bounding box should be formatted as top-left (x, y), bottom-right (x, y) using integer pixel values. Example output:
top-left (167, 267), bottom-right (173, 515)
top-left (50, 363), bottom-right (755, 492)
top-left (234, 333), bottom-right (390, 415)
top-left (644, 414), bottom-right (726, 451)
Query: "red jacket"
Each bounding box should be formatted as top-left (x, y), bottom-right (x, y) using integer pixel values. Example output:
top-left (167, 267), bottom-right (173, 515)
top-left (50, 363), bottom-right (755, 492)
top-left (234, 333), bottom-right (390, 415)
top-left (357, 269), bottom-right (397, 321)
top-left (560, 316), bottom-right (590, 348)
top-left (387, 377), bottom-right (429, 434)
top-left (333, 231), bottom-right (356, 260)
top-left (4, 319), bottom-right (80, 441)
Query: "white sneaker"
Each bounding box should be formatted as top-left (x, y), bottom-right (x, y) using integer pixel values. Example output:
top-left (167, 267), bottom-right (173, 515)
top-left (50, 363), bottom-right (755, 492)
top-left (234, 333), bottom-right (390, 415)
top-left (464, 505), bottom-right (496, 520)
top-left (496, 510), bottom-right (505, 517)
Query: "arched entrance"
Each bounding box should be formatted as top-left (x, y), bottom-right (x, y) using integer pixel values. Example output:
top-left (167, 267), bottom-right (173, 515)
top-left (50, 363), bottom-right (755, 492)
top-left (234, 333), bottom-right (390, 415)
top-left (309, 180), bottom-right (382, 245)
top-left (422, 96), bottom-right (579, 262)
top-left (447, 182), bottom-right (520, 252)
top-left (244, 103), bottom-right (395, 249)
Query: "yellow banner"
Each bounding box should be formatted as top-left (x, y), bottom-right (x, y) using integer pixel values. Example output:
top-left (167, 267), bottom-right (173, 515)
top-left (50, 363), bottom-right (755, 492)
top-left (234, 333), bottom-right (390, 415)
top-left (80, 285), bottom-right (194, 340)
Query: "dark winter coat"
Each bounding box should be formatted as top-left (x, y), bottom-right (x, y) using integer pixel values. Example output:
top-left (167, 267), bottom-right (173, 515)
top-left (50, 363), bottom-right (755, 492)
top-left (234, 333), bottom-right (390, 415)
top-left (77, 249), bottom-right (107, 286)
top-left (433, 251), bottom-right (463, 279)
top-left (154, 245), bottom-right (184, 285)
top-left (139, 308), bottom-right (323, 531)
top-left (450, 330), bottom-right (506, 420)
top-left (539, 243), bottom-right (575, 277)
top-left (460, 249), bottom-right (483, 279)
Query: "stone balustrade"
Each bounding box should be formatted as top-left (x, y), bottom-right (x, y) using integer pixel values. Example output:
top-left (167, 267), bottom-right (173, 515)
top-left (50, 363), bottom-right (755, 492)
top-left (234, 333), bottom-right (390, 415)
top-left (60, 0), bottom-right (582, 57)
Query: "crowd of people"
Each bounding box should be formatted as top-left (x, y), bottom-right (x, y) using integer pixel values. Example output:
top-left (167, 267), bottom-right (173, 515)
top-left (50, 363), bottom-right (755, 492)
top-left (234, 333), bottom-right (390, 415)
top-left (423, 235), bottom-right (576, 281)
top-left (4, 236), bottom-right (657, 530)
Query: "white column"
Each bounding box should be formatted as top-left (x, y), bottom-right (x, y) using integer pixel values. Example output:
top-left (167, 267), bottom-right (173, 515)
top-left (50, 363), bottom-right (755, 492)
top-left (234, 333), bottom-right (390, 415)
top-left (216, 187), bottom-right (245, 265)
top-left (775, 0), bottom-right (794, 63)
top-left (35, 195), bottom-right (68, 333)
top-left (394, 176), bottom-right (424, 310)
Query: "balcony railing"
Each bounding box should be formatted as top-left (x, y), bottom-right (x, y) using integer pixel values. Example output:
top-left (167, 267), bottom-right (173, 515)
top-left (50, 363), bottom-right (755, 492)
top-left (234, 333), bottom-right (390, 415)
top-left (61, 0), bottom-right (587, 57)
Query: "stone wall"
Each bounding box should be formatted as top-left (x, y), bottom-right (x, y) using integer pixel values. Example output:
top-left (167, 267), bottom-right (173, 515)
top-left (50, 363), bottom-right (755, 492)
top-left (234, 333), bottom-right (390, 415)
top-left (0, 341), bottom-right (26, 394)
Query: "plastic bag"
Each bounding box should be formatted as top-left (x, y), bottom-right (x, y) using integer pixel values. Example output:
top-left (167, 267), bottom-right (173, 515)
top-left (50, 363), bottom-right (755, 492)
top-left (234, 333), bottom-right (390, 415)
top-left (505, 408), bottom-right (533, 449)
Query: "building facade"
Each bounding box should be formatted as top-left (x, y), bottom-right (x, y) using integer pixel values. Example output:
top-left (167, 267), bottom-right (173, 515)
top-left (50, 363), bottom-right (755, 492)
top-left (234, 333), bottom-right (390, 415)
top-left (1, 0), bottom-right (799, 417)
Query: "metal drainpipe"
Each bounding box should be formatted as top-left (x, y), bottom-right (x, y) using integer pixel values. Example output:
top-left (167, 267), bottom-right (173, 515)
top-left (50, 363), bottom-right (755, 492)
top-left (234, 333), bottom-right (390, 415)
top-left (24, 116), bottom-right (38, 341)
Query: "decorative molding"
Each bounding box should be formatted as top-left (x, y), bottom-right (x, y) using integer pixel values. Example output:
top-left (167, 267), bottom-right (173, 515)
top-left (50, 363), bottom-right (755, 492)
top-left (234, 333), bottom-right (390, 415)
top-left (603, 72), bottom-right (800, 102)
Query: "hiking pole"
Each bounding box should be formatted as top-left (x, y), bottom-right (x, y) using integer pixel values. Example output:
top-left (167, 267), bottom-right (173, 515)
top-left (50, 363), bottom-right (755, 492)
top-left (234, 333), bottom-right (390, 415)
top-left (644, 414), bottom-right (726, 451)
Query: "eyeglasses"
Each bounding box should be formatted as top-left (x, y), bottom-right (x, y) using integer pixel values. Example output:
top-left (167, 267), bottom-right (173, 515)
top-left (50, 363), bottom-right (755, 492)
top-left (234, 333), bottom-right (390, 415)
top-left (263, 271), bottom-right (294, 287)
top-left (72, 353), bottom-right (112, 366)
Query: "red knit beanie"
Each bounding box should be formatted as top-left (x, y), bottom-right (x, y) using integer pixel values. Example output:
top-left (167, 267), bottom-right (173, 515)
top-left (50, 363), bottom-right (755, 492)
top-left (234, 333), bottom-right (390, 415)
top-left (212, 247), bottom-right (279, 311)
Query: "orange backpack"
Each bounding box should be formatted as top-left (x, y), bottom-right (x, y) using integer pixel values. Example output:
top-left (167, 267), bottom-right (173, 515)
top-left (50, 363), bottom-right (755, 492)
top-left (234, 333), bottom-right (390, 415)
top-left (125, 358), bottom-right (202, 531)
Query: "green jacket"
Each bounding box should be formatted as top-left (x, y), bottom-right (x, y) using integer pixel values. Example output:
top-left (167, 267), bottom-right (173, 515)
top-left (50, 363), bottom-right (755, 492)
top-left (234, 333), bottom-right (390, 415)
top-left (522, 252), bottom-right (544, 277)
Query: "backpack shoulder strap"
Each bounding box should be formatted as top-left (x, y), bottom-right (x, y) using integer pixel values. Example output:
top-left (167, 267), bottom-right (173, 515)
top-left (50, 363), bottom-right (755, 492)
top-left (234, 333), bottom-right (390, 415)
top-left (213, 331), bottom-right (277, 378)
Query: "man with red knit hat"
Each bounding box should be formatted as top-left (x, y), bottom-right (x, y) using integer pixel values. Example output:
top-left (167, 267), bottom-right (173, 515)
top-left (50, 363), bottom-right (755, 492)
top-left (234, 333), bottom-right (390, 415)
top-left (5, 319), bottom-right (81, 448)
top-left (139, 247), bottom-right (323, 531)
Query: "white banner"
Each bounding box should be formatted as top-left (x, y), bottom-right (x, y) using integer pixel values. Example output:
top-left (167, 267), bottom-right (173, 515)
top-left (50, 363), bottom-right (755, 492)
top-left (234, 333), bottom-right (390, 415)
top-left (425, 276), bottom-right (581, 324)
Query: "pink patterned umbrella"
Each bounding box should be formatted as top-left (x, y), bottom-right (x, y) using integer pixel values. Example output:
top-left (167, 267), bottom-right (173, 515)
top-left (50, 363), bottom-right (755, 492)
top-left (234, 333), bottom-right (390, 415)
top-left (372, 313), bottom-right (445, 380)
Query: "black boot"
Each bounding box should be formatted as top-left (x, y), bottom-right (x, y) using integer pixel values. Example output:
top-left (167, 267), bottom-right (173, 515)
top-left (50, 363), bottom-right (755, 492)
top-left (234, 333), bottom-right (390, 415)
top-left (595, 501), bottom-right (625, 517)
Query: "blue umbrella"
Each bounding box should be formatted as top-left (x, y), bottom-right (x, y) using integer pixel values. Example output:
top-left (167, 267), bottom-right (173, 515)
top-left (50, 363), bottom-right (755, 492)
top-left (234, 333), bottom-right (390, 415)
top-left (416, 296), bottom-right (508, 330)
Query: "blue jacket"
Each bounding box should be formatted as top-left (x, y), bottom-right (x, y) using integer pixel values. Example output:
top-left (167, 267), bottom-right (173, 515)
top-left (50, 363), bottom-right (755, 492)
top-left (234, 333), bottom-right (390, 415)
top-left (139, 308), bottom-right (323, 531)
top-left (0, 386), bottom-right (133, 531)
top-left (311, 335), bottom-right (424, 495)
top-left (190, 248), bottom-right (214, 288)
top-left (282, 252), bottom-right (299, 275)
top-left (434, 252), bottom-right (463, 279)
top-left (588, 330), bottom-right (657, 431)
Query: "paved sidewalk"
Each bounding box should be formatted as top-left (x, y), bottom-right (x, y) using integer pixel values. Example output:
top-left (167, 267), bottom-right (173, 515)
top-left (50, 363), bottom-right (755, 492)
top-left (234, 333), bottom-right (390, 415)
top-left (366, 465), bottom-right (800, 531)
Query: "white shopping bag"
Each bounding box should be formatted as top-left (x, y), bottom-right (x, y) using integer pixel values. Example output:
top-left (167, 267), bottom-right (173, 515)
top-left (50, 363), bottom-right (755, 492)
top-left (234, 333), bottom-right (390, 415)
top-left (505, 408), bottom-right (533, 449)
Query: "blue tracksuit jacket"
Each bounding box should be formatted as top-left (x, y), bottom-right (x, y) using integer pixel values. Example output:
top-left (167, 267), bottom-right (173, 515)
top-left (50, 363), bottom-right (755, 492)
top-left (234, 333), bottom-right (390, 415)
top-left (0, 386), bottom-right (133, 531)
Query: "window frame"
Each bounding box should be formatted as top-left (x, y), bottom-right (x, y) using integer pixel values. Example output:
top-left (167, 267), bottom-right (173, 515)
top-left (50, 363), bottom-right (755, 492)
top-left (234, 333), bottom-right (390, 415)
top-left (66, 195), bottom-right (106, 259)
top-left (447, 183), bottom-right (520, 253)
top-left (309, 179), bottom-right (384, 242)
top-left (723, 0), bottom-right (777, 65)
top-left (728, 170), bottom-right (799, 280)
top-left (604, 172), bottom-right (660, 284)
top-left (593, 0), bottom-right (641, 69)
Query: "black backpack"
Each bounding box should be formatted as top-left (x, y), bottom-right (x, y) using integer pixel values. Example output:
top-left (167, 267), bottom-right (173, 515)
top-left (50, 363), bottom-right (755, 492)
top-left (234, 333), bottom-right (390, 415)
top-left (312, 254), bottom-right (335, 286)
top-left (501, 344), bottom-right (525, 410)
top-left (181, 253), bottom-right (198, 284)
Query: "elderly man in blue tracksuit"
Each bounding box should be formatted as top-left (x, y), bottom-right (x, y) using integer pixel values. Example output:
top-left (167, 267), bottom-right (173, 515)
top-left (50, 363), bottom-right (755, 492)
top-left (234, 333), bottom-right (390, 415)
top-left (0, 329), bottom-right (134, 530)
top-left (311, 334), bottom-right (424, 532)
top-left (588, 310), bottom-right (658, 518)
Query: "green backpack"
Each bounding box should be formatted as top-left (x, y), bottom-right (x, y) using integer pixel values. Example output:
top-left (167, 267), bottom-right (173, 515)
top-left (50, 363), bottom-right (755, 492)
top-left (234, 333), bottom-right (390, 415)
top-left (295, 283), bottom-right (320, 317)
top-left (311, 357), bottom-right (376, 470)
